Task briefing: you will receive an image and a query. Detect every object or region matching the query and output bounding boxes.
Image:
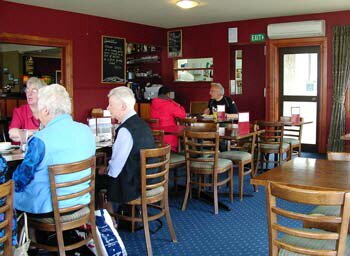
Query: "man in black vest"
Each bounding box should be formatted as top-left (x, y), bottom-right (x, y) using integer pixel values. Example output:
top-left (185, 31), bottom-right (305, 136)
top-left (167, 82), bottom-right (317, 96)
top-left (106, 86), bottom-right (155, 213)
top-left (204, 82), bottom-right (238, 115)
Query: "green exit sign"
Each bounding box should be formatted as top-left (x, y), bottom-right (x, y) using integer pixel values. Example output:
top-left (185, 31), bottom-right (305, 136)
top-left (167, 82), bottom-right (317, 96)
top-left (250, 33), bottom-right (266, 42)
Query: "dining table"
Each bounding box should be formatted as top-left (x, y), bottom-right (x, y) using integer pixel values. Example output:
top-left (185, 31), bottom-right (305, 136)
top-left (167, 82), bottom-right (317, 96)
top-left (251, 157), bottom-right (350, 191)
top-left (341, 133), bottom-right (350, 140)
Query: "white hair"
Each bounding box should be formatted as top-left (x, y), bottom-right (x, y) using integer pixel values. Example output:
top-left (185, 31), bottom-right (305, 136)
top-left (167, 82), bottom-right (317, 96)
top-left (38, 84), bottom-right (71, 117)
top-left (211, 83), bottom-right (224, 95)
top-left (26, 77), bottom-right (47, 89)
top-left (108, 86), bottom-right (135, 110)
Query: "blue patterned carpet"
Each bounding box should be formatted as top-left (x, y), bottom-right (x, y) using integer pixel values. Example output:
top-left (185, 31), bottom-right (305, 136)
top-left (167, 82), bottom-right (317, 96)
top-left (119, 153), bottom-right (326, 255)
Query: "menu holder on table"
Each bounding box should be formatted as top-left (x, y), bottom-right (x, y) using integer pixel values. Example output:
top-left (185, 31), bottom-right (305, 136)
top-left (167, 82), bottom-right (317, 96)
top-left (238, 112), bottom-right (250, 134)
top-left (88, 117), bottom-right (113, 142)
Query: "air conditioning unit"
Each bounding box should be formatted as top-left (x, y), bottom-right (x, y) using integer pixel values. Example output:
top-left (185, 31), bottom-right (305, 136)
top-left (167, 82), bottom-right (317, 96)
top-left (267, 20), bottom-right (325, 39)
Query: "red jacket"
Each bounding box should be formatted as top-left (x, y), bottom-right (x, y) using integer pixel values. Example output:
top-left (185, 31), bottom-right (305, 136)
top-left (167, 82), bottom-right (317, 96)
top-left (150, 97), bottom-right (186, 152)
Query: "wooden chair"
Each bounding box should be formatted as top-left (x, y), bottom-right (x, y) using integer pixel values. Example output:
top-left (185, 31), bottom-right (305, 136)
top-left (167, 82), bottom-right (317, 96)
top-left (0, 180), bottom-right (13, 256)
top-left (28, 157), bottom-right (102, 256)
top-left (327, 151), bottom-right (350, 161)
top-left (115, 145), bottom-right (177, 256)
top-left (96, 151), bottom-right (109, 209)
top-left (281, 116), bottom-right (304, 157)
top-left (255, 121), bottom-right (291, 173)
top-left (182, 130), bottom-right (233, 214)
top-left (190, 101), bottom-right (208, 115)
top-left (219, 125), bottom-right (257, 200)
top-left (144, 118), bottom-right (159, 128)
top-left (267, 182), bottom-right (350, 256)
top-left (176, 117), bottom-right (197, 126)
top-left (151, 129), bottom-right (164, 147)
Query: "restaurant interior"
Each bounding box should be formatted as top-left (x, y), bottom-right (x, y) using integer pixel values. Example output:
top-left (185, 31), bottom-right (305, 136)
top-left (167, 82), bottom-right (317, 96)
top-left (1, 0), bottom-right (350, 255)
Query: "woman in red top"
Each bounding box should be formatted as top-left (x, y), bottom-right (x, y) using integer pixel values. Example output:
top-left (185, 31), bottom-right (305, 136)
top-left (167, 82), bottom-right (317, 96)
top-left (150, 86), bottom-right (186, 152)
top-left (9, 77), bottom-right (47, 142)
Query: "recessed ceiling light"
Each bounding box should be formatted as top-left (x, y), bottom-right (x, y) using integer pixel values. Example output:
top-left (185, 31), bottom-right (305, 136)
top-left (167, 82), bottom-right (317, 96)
top-left (176, 0), bottom-right (199, 9)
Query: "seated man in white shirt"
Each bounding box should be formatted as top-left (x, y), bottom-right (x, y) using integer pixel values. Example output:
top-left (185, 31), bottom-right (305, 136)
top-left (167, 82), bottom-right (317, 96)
top-left (106, 86), bottom-right (155, 213)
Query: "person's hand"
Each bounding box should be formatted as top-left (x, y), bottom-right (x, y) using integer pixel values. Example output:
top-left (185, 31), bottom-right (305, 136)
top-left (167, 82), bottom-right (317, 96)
top-left (203, 108), bottom-right (210, 115)
top-left (9, 128), bottom-right (21, 142)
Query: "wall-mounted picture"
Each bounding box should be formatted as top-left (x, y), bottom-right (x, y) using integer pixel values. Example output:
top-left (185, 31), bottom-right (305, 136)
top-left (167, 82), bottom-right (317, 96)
top-left (168, 30), bottom-right (182, 58)
top-left (101, 36), bottom-right (126, 83)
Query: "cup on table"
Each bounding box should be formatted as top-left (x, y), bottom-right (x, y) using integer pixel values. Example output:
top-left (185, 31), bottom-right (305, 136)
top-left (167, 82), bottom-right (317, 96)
top-left (20, 129), bottom-right (28, 152)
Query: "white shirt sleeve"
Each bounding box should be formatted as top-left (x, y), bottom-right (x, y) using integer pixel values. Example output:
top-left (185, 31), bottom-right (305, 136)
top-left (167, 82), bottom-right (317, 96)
top-left (107, 127), bottom-right (133, 178)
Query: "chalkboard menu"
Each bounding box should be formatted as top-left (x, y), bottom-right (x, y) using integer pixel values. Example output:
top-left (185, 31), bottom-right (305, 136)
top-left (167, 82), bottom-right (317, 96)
top-left (167, 30), bottom-right (182, 58)
top-left (101, 36), bottom-right (126, 83)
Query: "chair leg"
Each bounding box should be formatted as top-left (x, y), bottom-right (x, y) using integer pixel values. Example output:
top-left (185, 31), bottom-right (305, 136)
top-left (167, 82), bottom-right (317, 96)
top-left (164, 197), bottom-right (177, 243)
top-left (141, 203), bottom-right (153, 256)
top-left (56, 228), bottom-right (66, 256)
top-left (250, 160), bottom-right (258, 192)
top-left (131, 205), bottom-right (136, 232)
top-left (238, 161), bottom-right (244, 201)
top-left (255, 150), bottom-right (261, 175)
top-left (181, 166), bottom-right (191, 211)
top-left (197, 175), bottom-right (202, 198)
top-left (229, 166), bottom-right (233, 203)
top-left (213, 174), bottom-right (218, 215)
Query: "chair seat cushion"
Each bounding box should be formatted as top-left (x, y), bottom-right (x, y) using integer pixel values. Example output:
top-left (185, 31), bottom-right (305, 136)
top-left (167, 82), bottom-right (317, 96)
top-left (170, 153), bottom-right (185, 165)
top-left (29, 206), bottom-right (90, 224)
top-left (309, 206), bottom-right (340, 216)
top-left (190, 158), bottom-right (232, 172)
top-left (279, 228), bottom-right (350, 255)
top-left (260, 142), bottom-right (290, 150)
top-left (283, 138), bottom-right (300, 146)
top-left (219, 151), bottom-right (252, 161)
top-left (146, 186), bottom-right (164, 197)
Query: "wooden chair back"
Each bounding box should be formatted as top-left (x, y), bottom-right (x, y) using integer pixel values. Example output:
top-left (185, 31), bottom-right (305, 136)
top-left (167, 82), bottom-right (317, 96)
top-left (327, 151), bottom-right (350, 161)
top-left (190, 101), bottom-right (207, 115)
top-left (267, 182), bottom-right (350, 256)
top-left (140, 145), bottom-right (171, 201)
top-left (184, 130), bottom-right (219, 173)
top-left (152, 129), bottom-right (164, 147)
top-left (144, 118), bottom-right (159, 128)
top-left (256, 121), bottom-right (284, 154)
top-left (0, 180), bottom-right (13, 256)
top-left (280, 116), bottom-right (303, 142)
top-left (33, 156), bottom-right (102, 255)
top-left (176, 117), bottom-right (197, 126)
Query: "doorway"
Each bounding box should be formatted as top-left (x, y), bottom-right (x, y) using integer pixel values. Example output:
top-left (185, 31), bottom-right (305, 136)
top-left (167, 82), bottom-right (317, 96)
top-left (266, 37), bottom-right (327, 153)
top-left (279, 46), bottom-right (319, 152)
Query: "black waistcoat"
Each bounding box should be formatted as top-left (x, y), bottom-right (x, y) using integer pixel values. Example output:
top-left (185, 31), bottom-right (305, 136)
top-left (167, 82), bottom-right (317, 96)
top-left (108, 114), bottom-right (155, 203)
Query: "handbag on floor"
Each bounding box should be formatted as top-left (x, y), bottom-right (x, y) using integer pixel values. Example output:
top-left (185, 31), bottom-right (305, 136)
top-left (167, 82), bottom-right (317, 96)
top-left (13, 212), bottom-right (31, 256)
top-left (91, 209), bottom-right (127, 256)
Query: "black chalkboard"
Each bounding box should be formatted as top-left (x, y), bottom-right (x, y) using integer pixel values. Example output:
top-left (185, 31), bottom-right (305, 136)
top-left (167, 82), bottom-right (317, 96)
top-left (102, 36), bottom-right (126, 83)
top-left (167, 30), bottom-right (182, 58)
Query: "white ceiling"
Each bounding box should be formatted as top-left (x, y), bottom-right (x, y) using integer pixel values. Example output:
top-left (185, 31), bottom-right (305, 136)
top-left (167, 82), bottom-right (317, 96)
top-left (6, 0), bottom-right (350, 28)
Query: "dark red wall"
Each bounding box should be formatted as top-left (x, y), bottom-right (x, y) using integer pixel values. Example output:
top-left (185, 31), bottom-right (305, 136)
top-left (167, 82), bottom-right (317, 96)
top-left (0, 1), bottom-right (165, 122)
top-left (2, 0), bottom-right (350, 135)
top-left (163, 10), bottom-right (350, 137)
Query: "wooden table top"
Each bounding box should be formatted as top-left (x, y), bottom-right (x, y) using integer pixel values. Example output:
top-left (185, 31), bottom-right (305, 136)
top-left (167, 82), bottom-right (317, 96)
top-left (341, 133), bottom-right (350, 140)
top-left (251, 157), bottom-right (350, 191)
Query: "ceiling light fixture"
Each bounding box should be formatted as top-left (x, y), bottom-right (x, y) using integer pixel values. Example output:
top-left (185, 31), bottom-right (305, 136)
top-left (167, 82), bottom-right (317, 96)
top-left (176, 0), bottom-right (199, 9)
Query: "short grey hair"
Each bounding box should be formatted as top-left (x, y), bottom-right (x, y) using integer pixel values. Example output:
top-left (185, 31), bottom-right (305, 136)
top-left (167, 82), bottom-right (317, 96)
top-left (38, 84), bottom-right (71, 117)
top-left (108, 86), bottom-right (135, 110)
top-left (211, 83), bottom-right (224, 95)
top-left (26, 77), bottom-right (47, 89)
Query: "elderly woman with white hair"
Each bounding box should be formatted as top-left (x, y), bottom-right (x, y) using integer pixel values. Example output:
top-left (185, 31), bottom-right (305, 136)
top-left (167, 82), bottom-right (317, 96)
top-left (203, 82), bottom-right (238, 115)
top-left (9, 77), bottom-right (47, 142)
top-left (12, 84), bottom-right (95, 216)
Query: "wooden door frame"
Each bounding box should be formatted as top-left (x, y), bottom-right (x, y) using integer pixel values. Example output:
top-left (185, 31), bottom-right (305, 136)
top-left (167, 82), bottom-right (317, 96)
top-left (0, 33), bottom-right (73, 110)
top-left (266, 37), bottom-right (327, 153)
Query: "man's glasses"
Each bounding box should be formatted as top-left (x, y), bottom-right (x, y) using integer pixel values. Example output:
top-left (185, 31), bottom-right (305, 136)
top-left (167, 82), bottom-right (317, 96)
top-left (24, 88), bottom-right (38, 94)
